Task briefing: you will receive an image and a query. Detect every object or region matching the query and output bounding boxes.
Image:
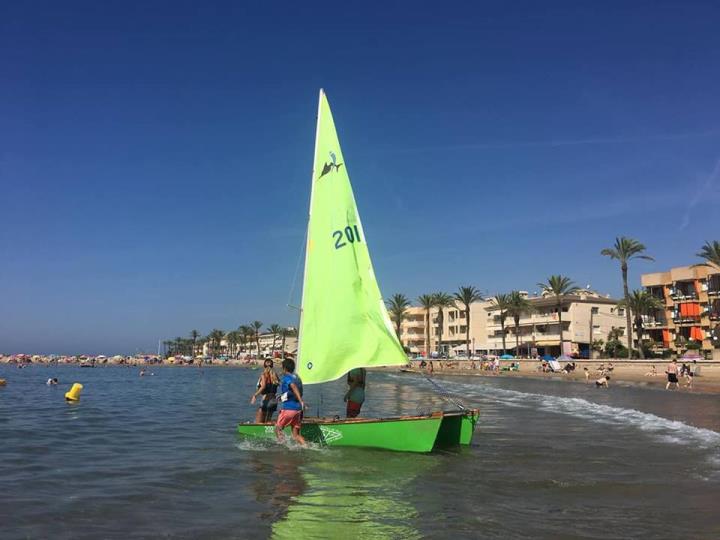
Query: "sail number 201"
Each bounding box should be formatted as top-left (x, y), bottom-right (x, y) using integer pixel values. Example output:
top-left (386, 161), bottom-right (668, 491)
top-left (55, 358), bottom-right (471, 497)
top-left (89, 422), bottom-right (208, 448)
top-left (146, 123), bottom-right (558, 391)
top-left (332, 225), bottom-right (361, 249)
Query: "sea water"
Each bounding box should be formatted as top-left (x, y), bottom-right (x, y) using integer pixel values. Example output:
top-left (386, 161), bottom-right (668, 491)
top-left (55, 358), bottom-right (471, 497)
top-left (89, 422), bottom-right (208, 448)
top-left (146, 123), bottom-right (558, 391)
top-left (1, 365), bottom-right (719, 539)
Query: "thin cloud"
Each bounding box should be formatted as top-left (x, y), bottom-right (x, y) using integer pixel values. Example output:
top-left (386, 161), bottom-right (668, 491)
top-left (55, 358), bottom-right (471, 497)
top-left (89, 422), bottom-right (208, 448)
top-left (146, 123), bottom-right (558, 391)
top-left (678, 156), bottom-right (720, 231)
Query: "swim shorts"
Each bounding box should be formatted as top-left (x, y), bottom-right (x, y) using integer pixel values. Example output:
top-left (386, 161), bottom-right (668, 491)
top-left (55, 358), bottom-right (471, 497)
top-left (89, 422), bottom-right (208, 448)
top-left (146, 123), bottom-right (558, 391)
top-left (276, 409), bottom-right (302, 429)
top-left (346, 400), bottom-right (363, 418)
top-left (667, 373), bottom-right (678, 383)
top-left (260, 397), bottom-right (277, 413)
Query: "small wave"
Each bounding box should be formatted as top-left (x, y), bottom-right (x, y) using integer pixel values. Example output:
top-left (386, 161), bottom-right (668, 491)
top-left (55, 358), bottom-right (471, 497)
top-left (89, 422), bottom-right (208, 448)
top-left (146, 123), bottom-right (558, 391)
top-left (234, 439), bottom-right (276, 452)
top-left (476, 383), bottom-right (720, 451)
top-left (394, 374), bottom-right (720, 452)
top-left (234, 438), bottom-right (329, 453)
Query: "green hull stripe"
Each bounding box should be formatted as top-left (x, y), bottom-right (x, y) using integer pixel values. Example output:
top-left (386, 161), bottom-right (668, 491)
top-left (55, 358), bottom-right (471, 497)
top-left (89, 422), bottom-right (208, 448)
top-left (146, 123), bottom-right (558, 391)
top-left (237, 411), bottom-right (478, 453)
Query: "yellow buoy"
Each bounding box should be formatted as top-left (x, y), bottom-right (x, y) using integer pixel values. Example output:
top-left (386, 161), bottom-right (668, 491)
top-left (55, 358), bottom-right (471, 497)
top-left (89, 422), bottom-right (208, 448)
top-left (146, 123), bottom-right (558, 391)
top-left (65, 383), bottom-right (83, 401)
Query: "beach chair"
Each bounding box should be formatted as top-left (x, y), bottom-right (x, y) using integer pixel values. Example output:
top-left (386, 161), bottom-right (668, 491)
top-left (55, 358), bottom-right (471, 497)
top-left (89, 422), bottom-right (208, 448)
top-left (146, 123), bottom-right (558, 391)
top-left (548, 360), bottom-right (562, 372)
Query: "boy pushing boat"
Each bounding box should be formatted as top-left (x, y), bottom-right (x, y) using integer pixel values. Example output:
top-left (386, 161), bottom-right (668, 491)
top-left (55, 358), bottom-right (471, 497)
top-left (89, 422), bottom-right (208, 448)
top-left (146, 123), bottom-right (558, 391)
top-left (275, 358), bottom-right (307, 446)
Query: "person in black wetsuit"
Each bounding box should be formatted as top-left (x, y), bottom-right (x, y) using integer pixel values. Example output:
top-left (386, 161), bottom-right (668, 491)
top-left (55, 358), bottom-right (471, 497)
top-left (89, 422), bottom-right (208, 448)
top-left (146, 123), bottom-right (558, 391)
top-left (251, 359), bottom-right (279, 422)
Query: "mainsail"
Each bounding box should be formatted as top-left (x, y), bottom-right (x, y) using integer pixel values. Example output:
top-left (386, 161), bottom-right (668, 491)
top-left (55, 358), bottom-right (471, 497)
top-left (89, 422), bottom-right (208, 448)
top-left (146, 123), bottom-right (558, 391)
top-left (297, 90), bottom-right (407, 384)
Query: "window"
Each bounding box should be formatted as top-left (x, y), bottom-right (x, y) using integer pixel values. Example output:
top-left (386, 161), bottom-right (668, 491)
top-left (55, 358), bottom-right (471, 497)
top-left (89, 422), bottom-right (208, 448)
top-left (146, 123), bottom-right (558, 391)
top-left (591, 307), bottom-right (599, 314)
top-left (618, 308), bottom-right (625, 316)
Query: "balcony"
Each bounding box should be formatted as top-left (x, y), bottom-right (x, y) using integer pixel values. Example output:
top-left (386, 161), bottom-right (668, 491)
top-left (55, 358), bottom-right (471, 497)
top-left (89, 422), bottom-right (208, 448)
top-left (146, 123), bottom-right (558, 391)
top-left (670, 292), bottom-right (698, 301)
top-left (403, 321), bottom-right (424, 328)
top-left (710, 312), bottom-right (720, 321)
top-left (708, 289), bottom-right (720, 298)
top-left (643, 319), bottom-right (667, 328)
top-left (672, 316), bottom-right (701, 325)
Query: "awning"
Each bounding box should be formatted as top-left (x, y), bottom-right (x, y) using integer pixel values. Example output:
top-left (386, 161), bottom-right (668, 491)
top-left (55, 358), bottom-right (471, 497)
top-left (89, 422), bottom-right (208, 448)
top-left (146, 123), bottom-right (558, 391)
top-left (534, 340), bottom-right (561, 346)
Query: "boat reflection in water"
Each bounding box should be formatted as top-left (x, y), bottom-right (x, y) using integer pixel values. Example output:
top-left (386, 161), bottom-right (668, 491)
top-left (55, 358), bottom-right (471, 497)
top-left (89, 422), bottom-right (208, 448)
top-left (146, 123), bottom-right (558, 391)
top-left (269, 448), bottom-right (432, 539)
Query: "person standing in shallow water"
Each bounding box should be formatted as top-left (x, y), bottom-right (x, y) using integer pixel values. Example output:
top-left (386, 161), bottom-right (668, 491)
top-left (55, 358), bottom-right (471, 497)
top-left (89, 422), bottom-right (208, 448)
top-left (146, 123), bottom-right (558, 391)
top-left (275, 359), bottom-right (306, 446)
top-left (251, 359), bottom-right (279, 423)
top-left (666, 359), bottom-right (680, 390)
top-left (344, 367), bottom-right (366, 418)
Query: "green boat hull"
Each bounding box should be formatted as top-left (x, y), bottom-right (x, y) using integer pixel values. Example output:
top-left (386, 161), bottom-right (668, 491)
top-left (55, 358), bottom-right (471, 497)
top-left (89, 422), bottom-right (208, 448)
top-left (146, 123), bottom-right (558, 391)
top-left (237, 409), bottom-right (478, 453)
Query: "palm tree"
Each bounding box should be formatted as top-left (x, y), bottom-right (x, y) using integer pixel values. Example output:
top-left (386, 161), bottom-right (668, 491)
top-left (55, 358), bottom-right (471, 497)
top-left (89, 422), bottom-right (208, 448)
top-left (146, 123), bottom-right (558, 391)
top-left (386, 293), bottom-right (411, 340)
top-left (489, 293), bottom-right (512, 355)
top-left (617, 289), bottom-right (664, 359)
top-left (225, 331), bottom-right (240, 358)
top-left (207, 329), bottom-right (225, 359)
top-left (432, 292), bottom-right (455, 356)
top-left (280, 326), bottom-right (297, 356)
top-left (601, 237), bottom-right (654, 357)
top-left (693, 240), bottom-right (720, 269)
top-left (174, 337), bottom-right (184, 356)
top-left (238, 325), bottom-right (253, 354)
top-left (418, 294), bottom-right (435, 358)
top-left (507, 290), bottom-right (533, 356)
top-left (251, 321), bottom-right (263, 358)
top-left (189, 329), bottom-right (201, 357)
top-left (453, 286), bottom-right (483, 358)
top-left (537, 275), bottom-right (579, 355)
top-left (267, 324), bottom-right (283, 355)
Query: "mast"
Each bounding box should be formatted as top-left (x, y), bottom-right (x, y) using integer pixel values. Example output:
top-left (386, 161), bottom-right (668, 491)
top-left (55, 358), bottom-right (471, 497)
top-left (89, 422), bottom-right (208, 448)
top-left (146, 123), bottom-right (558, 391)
top-left (296, 89), bottom-right (324, 363)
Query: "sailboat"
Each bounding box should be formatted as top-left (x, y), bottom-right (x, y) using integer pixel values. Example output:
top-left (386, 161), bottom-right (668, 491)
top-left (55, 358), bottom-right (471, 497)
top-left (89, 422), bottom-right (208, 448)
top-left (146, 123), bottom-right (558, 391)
top-left (237, 90), bottom-right (478, 452)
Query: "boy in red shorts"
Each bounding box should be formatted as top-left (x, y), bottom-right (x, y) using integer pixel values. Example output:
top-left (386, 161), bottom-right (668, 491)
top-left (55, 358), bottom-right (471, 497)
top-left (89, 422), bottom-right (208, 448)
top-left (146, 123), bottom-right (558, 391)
top-left (275, 358), bottom-right (307, 446)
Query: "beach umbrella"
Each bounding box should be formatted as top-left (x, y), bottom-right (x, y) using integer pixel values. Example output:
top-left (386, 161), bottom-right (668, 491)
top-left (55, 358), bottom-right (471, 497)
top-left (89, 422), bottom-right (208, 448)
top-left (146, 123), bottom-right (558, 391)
top-left (542, 354), bottom-right (554, 361)
top-left (500, 354), bottom-right (514, 360)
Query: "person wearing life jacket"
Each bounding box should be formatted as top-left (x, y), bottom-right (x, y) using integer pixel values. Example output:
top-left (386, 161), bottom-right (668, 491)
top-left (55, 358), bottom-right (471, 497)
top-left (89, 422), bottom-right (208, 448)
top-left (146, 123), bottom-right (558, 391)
top-left (275, 358), bottom-right (306, 446)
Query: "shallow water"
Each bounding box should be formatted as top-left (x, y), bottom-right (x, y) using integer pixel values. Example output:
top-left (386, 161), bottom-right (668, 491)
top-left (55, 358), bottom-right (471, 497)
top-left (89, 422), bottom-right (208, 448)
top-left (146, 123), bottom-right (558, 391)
top-left (1, 365), bottom-right (719, 539)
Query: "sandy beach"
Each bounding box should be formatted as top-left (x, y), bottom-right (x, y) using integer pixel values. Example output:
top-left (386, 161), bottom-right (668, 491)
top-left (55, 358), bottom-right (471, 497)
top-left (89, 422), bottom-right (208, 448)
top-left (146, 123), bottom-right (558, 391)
top-left (399, 359), bottom-right (720, 394)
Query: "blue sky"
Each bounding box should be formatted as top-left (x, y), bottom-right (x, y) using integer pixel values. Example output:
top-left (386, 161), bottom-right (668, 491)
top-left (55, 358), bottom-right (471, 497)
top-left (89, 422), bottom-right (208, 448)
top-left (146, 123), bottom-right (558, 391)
top-left (2, 1), bottom-right (719, 354)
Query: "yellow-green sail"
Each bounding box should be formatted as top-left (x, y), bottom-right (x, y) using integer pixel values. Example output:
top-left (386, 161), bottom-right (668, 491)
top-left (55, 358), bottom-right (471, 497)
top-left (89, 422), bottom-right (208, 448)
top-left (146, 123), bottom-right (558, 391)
top-left (297, 90), bottom-right (407, 384)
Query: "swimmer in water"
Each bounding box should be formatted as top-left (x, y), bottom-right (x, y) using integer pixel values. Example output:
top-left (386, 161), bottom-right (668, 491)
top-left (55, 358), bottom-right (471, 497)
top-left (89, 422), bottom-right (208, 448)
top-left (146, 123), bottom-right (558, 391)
top-left (595, 375), bottom-right (610, 388)
top-left (46, 378), bottom-right (58, 385)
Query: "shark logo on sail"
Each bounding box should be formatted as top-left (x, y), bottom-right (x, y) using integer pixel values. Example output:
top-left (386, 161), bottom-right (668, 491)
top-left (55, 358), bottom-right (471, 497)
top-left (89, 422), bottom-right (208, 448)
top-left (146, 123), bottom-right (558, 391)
top-left (318, 151), bottom-right (343, 180)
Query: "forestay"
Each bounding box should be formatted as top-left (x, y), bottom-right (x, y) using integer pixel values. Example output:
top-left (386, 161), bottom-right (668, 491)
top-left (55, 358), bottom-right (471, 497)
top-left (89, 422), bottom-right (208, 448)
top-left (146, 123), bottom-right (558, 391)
top-left (297, 90), bottom-right (407, 384)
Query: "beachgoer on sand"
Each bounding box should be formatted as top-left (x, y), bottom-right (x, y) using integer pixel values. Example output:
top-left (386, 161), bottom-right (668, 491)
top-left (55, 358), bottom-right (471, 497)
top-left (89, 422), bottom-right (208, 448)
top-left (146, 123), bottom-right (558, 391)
top-left (666, 359), bottom-right (679, 390)
top-left (684, 367), bottom-right (694, 389)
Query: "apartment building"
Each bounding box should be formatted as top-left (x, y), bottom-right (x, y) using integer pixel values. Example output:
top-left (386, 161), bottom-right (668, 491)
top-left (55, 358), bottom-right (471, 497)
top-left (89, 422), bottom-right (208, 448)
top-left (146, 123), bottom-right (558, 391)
top-left (399, 291), bottom-right (625, 358)
top-left (484, 291), bottom-right (626, 358)
top-left (641, 264), bottom-right (720, 357)
top-left (398, 302), bottom-right (486, 355)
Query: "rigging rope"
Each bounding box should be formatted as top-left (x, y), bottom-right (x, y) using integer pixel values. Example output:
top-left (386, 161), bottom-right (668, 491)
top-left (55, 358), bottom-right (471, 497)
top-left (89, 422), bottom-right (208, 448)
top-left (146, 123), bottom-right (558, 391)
top-left (286, 227), bottom-right (308, 310)
top-left (422, 375), bottom-right (466, 411)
